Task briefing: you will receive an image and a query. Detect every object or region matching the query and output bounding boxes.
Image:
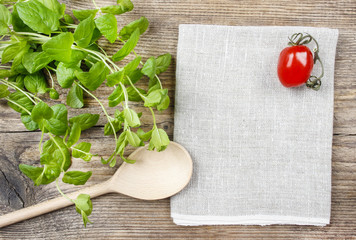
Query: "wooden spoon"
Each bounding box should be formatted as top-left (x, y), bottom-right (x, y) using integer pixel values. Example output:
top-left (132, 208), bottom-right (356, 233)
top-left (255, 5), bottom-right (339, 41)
top-left (0, 141), bottom-right (193, 228)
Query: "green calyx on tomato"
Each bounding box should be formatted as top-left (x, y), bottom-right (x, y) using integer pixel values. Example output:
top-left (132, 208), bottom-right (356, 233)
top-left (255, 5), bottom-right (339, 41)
top-left (277, 33), bottom-right (324, 91)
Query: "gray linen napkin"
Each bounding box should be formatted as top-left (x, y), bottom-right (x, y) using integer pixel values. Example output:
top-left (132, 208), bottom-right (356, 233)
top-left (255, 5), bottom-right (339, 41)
top-left (171, 25), bottom-right (338, 226)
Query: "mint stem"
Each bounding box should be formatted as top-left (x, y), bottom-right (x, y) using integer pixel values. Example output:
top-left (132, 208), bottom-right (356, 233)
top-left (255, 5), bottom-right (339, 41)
top-left (4, 97), bottom-right (32, 115)
top-left (119, 82), bottom-right (129, 109)
top-left (149, 107), bottom-right (156, 126)
top-left (38, 125), bottom-right (44, 154)
top-left (75, 82), bottom-right (118, 152)
top-left (0, 79), bottom-right (39, 104)
top-left (56, 178), bottom-right (74, 203)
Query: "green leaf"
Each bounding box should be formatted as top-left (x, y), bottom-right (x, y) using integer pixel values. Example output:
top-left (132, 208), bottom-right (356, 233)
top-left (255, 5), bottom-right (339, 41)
top-left (67, 84), bottom-right (84, 109)
top-left (123, 108), bottom-right (140, 127)
top-left (127, 86), bottom-right (145, 102)
top-left (0, 84), bottom-right (10, 98)
top-left (141, 57), bottom-right (156, 79)
top-left (44, 104), bottom-right (68, 136)
top-left (51, 104), bottom-right (68, 124)
top-left (123, 68), bottom-right (143, 84)
top-left (137, 128), bottom-right (152, 141)
top-left (106, 69), bottom-right (125, 87)
top-left (149, 127), bottom-right (170, 152)
top-left (119, 17), bottom-right (149, 40)
top-left (144, 89), bottom-right (168, 107)
top-left (108, 84), bottom-right (124, 107)
top-left (11, 46), bottom-right (31, 74)
top-left (148, 78), bottom-right (161, 94)
top-left (72, 9), bottom-right (98, 21)
top-left (21, 113), bottom-right (39, 131)
top-left (124, 56), bottom-right (142, 74)
top-left (22, 51), bottom-right (53, 74)
top-left (9, 74), bottom-right (25, 89)
top-left (156, 94), bottom-right (170, 111)
top-left (56, 62), bottom-right (82, 88)
top-left (115, 109), bottom-right (124, 119)
top-left (120, 154), bottom-right (136, 164)
top-left (116, 131), bottom-right (128, 154)
top-left (67, 122), bottom-right (81, 147)
top-left (31, 101), bottom-right (53, 123)
top-left (156, 53), bottom-right (171, 74)
top-left (19, 164), bottom-right (43, 182)
top-left (36, 0), bottom-right (65, 18)
top-left (106, 56), bottom-right (142, 87)
top-left (75, 61), bottom-right (109, 91)
top-left (7, 91), bottom-right (34, 113)
top-left (95, 14), bottom-right (117, 43)
top-left (63, 14), bottom-right (74, 24)
top-left (43, 32), bottom-right (74, 63)
top-left (126, 130), bottom-right (143, 147)
top-left (11, 6), bottom-right (34, 33)
top-left (19, 164), bottom-right (54, 186)
top-left (69, 113), bottom-right (99, 131)
top-left (2, 40), bottom-right (28, 64)
top-left (64, 50), bottom-right (87, 67)
top-left (0, 21), bottom-right (8, 35)
top-left (112, 28), bottom-right (140, 62)
top-left (90, 27), bottom-right (102, 44)
top-left (109, 158), bottom-right (117, 167)
top-left (74, 194), bottom-right (92, 227)
top-left (104, 118), bottom-right (122, 135)
top-left (62, 171), bottom-right (92, 185)
top-left (49, 89), bottom-right (60, 100)
top-left (41, 136), bottom-right (71, 171)
top-left (16, 0), bottom-right (59, 34)
top-left (72, 142), bottom-right (93, 161)
top-left (24, 72), bottom-right (48, 94)
top-left (0, 4), bottom-right (11, 26)
top-left (73, 16), bottom-right (95, 48)
top-left (101, 0), bottom-right (133, 15)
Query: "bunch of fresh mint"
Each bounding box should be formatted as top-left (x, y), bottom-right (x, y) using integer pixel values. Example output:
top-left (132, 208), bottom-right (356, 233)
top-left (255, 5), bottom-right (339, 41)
top-left (0, 0), bottom-right (171, 226)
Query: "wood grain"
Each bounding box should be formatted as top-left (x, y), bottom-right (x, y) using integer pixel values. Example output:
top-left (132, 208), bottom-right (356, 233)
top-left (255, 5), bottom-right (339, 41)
top-left (1, 0), bottom-right (356, 239)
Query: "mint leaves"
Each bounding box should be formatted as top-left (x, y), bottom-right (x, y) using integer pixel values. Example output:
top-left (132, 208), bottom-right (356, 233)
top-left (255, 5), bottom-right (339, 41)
top-left (112, 28), bottom-right (140, 61)
top-left (0, 0), bottom-right (171, 227)
top-left (43, 32), bottom-right (74, 63)
top-left (74, 194), bottom-right (93, 227)
top-left (74, 17), bottom-right (95, 47)
top-left (63, 171), bottom-right (92, 185)
top-left (101, 0), bottom-right (134, 15)
top-left (119, 17), bottom-right (149, 40)
top-left (95, 14), bottom-right (117, 43)
top-left (67, 84), bottom-right (84, 108)
top-left (75, 61), bottom-right (109, 91)
top-left (16, 0), bottom-right (59, 34)
top-left (149, 127), bottom-right (170, 152)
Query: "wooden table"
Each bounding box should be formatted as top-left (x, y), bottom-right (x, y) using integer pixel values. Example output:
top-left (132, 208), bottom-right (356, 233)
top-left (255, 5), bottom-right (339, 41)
top-left (1, 0), bottom-right (355, 238)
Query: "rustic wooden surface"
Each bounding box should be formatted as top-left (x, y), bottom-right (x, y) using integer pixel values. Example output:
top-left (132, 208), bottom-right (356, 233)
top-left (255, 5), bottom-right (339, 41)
top-left (0, 0), bottom-right (356, 239)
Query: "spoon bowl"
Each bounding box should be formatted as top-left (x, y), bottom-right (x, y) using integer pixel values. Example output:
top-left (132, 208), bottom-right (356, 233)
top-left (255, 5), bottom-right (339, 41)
top-left (0, 141), bottom-right (193, 228)
top-left (110, 141), bottom-right (193, 200)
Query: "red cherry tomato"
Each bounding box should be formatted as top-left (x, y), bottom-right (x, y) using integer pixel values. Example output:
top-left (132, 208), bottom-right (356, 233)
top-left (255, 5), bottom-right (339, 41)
top-left (277, 45), bottom-right (314, 88)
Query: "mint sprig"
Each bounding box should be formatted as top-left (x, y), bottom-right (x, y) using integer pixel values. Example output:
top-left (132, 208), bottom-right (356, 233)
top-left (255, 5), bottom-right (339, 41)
top-left (0, 0), bottom-right (171, 227)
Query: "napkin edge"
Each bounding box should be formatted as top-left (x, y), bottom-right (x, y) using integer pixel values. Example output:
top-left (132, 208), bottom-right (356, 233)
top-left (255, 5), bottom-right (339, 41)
top-left (178, 24), bottom-right (339, 34)
top-left (171, 213), bottom-right (329, 226)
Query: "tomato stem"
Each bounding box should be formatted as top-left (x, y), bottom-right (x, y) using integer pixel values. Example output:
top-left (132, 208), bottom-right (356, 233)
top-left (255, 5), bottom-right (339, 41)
top-left (288, 33), bottom-right (324, 91)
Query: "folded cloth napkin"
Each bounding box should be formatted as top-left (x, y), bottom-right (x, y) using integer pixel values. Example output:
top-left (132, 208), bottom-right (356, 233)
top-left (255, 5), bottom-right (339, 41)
top-left (171, 25), bottom-right (339, 226)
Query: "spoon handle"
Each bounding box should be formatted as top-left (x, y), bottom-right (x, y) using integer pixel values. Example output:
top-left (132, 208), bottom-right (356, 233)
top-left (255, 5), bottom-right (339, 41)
top-left (0, 181), bottom-right (111, 228)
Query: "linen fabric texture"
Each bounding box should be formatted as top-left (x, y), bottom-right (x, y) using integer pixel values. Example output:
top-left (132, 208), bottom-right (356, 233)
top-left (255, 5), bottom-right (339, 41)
top-left (171, 24), bottom-right (339, 226)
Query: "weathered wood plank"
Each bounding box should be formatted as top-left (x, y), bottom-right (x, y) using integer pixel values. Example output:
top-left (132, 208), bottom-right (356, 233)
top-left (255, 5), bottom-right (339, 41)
top-left (1, 0), bottom-right (356, 238)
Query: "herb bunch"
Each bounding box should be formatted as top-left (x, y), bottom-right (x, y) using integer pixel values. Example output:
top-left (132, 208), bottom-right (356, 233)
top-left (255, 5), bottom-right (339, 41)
top-left (0, 0), bottom-right (171, 226)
